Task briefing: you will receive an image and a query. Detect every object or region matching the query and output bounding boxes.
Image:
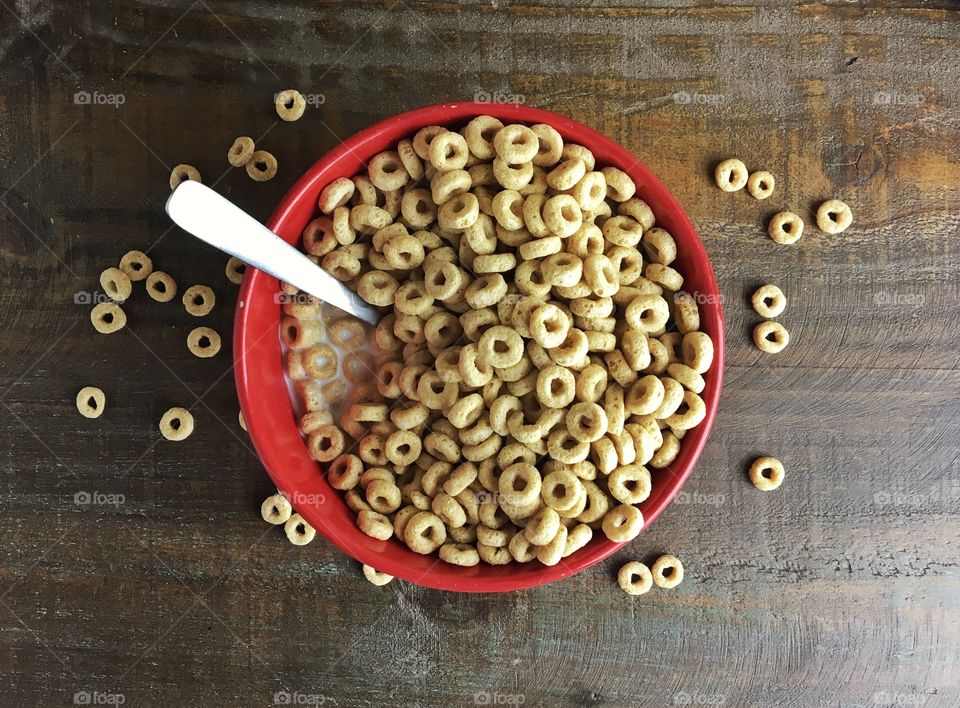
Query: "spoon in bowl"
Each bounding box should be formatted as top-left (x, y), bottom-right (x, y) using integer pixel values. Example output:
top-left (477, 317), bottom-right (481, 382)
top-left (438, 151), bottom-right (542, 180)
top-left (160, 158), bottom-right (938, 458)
top-left (165, 180), bottom-right (381, 325)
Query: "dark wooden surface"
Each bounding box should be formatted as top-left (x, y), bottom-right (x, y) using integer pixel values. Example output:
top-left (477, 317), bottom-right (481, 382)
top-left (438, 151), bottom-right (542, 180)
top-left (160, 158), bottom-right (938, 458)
top-left (1, 1), bottom-right (958, 706)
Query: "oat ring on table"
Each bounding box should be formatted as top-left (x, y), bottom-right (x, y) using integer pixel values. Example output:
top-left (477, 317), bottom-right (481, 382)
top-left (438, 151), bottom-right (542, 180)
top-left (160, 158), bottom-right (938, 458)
top-left (752, 283), bottom-right (787, 318)
top-left (362, 564), bottom-right (395, 585)
top-left (816, 198), bottom-right (853, 234)
top-left (90, 302), bottom-right (126, 334)
top-left (182, 284), bottom-right (215, 317)
top-left (246, 150), bottom-right (277, 182)
top-left (747, 170), bottom-right (775, 200)
top-left (768, 211), bottom-right (804, 244)
top-left (187, 326), bottom-right (221, 358)
top-left (228, 136), bottom-right (255, 167)
top-left (651, 554), bottom-right (684, 588)
top-left (260, 494), bottom-right (292, 525)
top-left (618, 561), bottom-right (653, 595)
top-left (76, 386), bottom-right (106, 419)
top-left (99, 267), bottom-right (131, 302)
top-left (714, 158), bottom-right (748, 192)
top-left (159, 407), bottom-right (194, 441)
top-left (275, 89), bottom-right (306, 121)
top-left (749, 456), bottom-right (785, 491)
top-left (753, 320), bottom-right (789, 353)
top-left (284, 513), bottom-right (316, 545)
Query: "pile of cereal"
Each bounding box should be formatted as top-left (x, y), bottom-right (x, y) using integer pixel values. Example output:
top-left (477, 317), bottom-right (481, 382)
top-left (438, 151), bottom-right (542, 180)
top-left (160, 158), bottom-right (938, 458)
top-left (281, 116), bottom-right (716, 567)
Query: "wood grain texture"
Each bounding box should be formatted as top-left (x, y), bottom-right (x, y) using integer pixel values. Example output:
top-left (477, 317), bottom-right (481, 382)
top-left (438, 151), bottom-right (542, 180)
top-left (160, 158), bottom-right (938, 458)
top-left (0, 1), bottom-right (958, 706)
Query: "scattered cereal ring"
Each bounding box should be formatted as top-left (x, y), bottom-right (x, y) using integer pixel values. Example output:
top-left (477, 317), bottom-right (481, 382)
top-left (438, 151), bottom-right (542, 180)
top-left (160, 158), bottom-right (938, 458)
top-left (768, 211), bottom-right (804, 245)
top-left (618, 561), bottom-right (653, 595)
top-left (747, 170), bottom-right (775, 200)
top-left (182, 284), bottom-right (215, 316)
top-left (228, 136), bottom-right (255, 167)
top-left (119, 250), bottom-right (153, 281)
top-left (99, 267), bottom-right (132, 303)
top-left (714, 158), bottom-right (747, 192)
top-left (90, 302), bottom-right (126, 334)
top-left (76, 386), bottom-right (105, 419)
top-left (169, 163), bottom-right (201, 190)
top-left (275, 89), bottom-right (306, 121)
top-left (159, 406), bottom-right (194, 441)
top-left (285, 513), bottom-right (316, 545)
top-left (362, 564), bottom-right (394, 586)
top-left (145, 271), bottom-right (177, 302)
top-left (753, 320), bottom-right (789, 353)
top-left (246, 150), bottom-right (278, 182)
top-left (261, 494), bottom-right (292, 525)
top-left (816, 199), bottom-right (853, 234)
top-left (187, 326), bottom-right (221, 358)
top-left (749, 456), bottom-right (784, 491)
top-left (651, 554), bottom-right (684, 588)
top-left (752, 284), bottom-right (786, 318)
top-left (225, 257), bottom-right (246, 285)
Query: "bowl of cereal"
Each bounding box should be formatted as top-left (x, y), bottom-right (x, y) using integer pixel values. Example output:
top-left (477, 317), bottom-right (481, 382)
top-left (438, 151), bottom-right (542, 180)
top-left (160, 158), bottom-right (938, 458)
top-left (235, 102), bottom-right (724, 591)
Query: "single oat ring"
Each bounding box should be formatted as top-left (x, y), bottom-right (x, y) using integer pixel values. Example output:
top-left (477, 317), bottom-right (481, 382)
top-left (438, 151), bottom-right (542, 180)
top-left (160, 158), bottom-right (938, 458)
top-left (280, 116), bottom-right (717, 568)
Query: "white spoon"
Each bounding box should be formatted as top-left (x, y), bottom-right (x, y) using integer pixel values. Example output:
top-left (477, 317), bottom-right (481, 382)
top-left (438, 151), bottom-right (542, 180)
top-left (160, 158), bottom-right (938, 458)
top-left (165, 180), bottom-right (380, 325)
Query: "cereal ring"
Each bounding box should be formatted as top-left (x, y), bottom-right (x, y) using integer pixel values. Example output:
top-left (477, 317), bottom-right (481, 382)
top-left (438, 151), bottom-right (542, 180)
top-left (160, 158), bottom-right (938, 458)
top-left (749, 456), bottom-right (785, 491)
top-left (618, 561), bottom-right (653, 595)
top-left (645, 263), bottom-right (683, 292)
top-left (368, 150), bottom-right (409, 191)
top-left (649, 431), bottom-right (681, 469)
top-left (119, 250), bottom-right (153, 281)
top-left (307, 424), bottom-right (345, 463)
top-left (619, 329), bottom-right (650, 371)
top-left (318, 177), bottom-right (355, 213)
top-left (440, 543), bottom-right (481, 567)
top-left (651, 554), bottom-right (684, 588)
top-left (569, 171), bottom-right (607, 211)
top-left (100, 267), bottom-right (132, 302)
top-left (536, 525), bottom-right (568, 567)
top-left (519, 236), bottom-right (562, 261)
top-left (542, 253), bottom-right (583, 288)
top-left (169, 163), bottom-right (201, 190)
top-left (619, 198), bottom-right (656, 231)
top-left (275, 89), bottom-right (306, 121)
top-left (492, 159), bottom-right (534, 190)
top-left (601, 503), bottom-right (644, 542)
top-left (641, 227), bottom-right (677, 266)
top-left (395, 138), bottom-right (424, 182)
top-left (478, 325), bottom-right (524, 368)
top-left (362, 564), bottom-right (394, 586)
top-left (413, 125), bottom-right (446, 159)
top-left (228, 136), bottom-right (255, 167)
top-left (626, 294), bottom-right (670, 332)
top-left (493, 124), bottom-right (539, 164)
top-left (424, 260), bottom-right (462, 300)
top-left (747, 170), bottom-right (775, 200)
top-left (530, 123), bottom-right (563, 166)
top-left (753, 320), bottom-right (789, 353)
top-left (608, 464), bottom-right (651, 505)
top-left (428, 131), bottom-right (470, 172)
top-left (626, 375), bottom-right (665, 416)
top-left (529, 304), bottom-right (570, 349)
top-left (565, 401), bottom-right (608, 443)
top-left (431, 169), bottom-right (471, 206)
top-left (563, 523), bottom-right (593, 557)
top-left (90, 302), bottom-right (126, 334)
top-left (562, 143), bottom-right (595, 171)
top-left (403, 511), bottom-right (446, 553)
top-left (182, 284), bottom-right (215, 316)
top-left (225, 257), bottom-right (246, 285)
top-left (752, 284), bottom-right (786, 318)
top-left (665, 390), bottom-right (706, 431)
top-left (358, 509), bottom-right (394, 541)
top-left (438, 192), bottom-right (480, 231)
top-left (601, 166), bottom-right (636, 202)
top-left (246, 150), bottom-right (278, 182)
top-left (187, 326), bottom-right (221, 358)
top-left (328, 317), bottom-right (366, 348)
top-left (464, 273), bottom-right (508, 310)
top-left (76, 386), bottom-right (106, 419)
top-left (160, 406), bottom-right (194, 441)
top-left (366, 479), bottom-right (403, 514)
top-left (285, 513), bottom-right (316, 545)
top-left (672, 291), bottom-right (700, 334)
top-left (261, 494), bottom-right (292, 525)
top-left (478, 542), bottom-right (513, 565)
top-left (651, 377), bottom-right (684, 419)
top-left (666, 363), bottom-right (705, 394)
top-left (542, 194), bottom-right (583, 238)
top-left (463, 115), bottom-right (504, 160)
top-left (281, 317), bottom-right (324, 350)
top-left (549, 328), bottom-right (589, 368)
top-left (328, 454), bottom-right (363, 490)
top-left (536, 365), bottom-right (576, 409)
top-left (714, 158), bottom-right (748, 192)
top-left (583, 254), bottom-right (619, 297)
top-left (681, 331), bottom-right (714, 374)
top-left (768, 211), bottom-right (804, 245)
top-left (547, 158), bottom-right (586, 191)
top-left (816, 199), bottom-right (853, 234)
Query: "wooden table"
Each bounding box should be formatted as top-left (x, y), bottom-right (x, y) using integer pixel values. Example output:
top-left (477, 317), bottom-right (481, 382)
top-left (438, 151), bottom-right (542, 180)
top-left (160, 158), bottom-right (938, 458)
top-left (1, 1), bottom-right (957, 705)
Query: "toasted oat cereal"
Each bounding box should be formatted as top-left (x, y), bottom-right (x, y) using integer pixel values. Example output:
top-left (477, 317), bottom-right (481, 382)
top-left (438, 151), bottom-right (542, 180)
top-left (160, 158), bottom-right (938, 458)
top-left (225, 257), bottom-right (246, 285)
top-left (284, 513), bottom-right (316, 545)
top-left (746, 171), bottom-right (775, 200)
top-left (146, 271), bottom-right (177, 302)
top-left (159, 407), bottom-right (194, 441)
top-left (816, 199), bottom-right (853, 234)
top-left (753, 320), bottom-right (789, 353)
top-left (90, 302), bottom-right (126, 334)
top-left (275, 89), bottom-right (307, 122)
top-left (362, 564), bottom-right (394, 586)
top-left (100, 267), bottom-right (132, 302)
top-left (261, 493), bottom-right (292, 525)
top-left (752, 284), bottom-right (786, 318)
top-left (749, 456), bottom-right (784, 491)
top-left (76, 386), bottom-right (106, 419)
top-left (714, 158), bottom-right (748, 192)
top-left (187, 326), bottom-right (221, 358)
top-left (119, 250), bottom-right (153, 281)
top-left (618, 560), bottom-right (653, 595)
top-left (182, 285), bottom-right (215, 316)
top-left (228, 136), bottom-right (255, 167)
top-left (768, 211), bottom-right (804, 245)
top-left (651, 554), bottom-right (683, 588)
top-left (246, 150), bottom-right (278, 182)
top-left (169, 163), bottom-right (201, 190)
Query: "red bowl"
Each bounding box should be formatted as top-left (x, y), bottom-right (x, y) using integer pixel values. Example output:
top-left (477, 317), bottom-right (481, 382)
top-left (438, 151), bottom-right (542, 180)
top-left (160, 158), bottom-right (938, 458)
top-left (234, 102), bottom-right (725, 592)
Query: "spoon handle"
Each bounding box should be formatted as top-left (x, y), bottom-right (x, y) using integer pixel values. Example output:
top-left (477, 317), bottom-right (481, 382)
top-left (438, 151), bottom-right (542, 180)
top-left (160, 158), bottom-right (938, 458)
top-left (165, 181), bottom-right (380, 325)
